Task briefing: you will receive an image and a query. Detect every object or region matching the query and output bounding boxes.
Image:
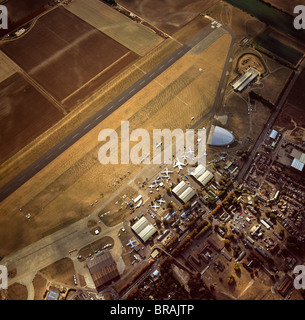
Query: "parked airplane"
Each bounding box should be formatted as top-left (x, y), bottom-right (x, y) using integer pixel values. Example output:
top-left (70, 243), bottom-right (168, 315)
top-left (161, 168), bottom-right (173, 176)
top-left (181, 153), bottom-right (189, 160)
top-left (187, 148), bottom-right (195, 157)
top-left (156, 198), bottom-right (166, 204)
top-left (173, 158), bottom-right (186, 171)
top-left (156, 142), bottom-right (162, 148)
top-left (148, 184), bottom-right (156, 189)
top-left (152, 177), bottom-right (163, 184)
top-left (126, 240), bottom-right (136, 248)
top-left (151, 203), bottom-right (160, 210)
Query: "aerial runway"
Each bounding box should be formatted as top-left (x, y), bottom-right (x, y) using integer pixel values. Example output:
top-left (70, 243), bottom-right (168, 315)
top-left (0, 20), bottom-right (229, 202)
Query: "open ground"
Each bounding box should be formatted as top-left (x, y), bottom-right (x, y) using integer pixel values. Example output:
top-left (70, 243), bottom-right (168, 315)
top-left (66, 0), bottom-right (163, 56)
top-left (117, 0), bottom-right (219, 35)
top-left (0, 73), bottom-right (63, 164)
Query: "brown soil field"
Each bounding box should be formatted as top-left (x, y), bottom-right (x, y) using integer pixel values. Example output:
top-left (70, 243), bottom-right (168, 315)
top-left (0, 72), bottom-right (63, 164)
top-left (287, 69), bottom-right (305, 109)
top-left (117, 0), bottom-right (219, 35)
top-left (0, 50), bottom-right (19, 82)
top-left (39, 257), bottom-right (75, 286)
top-left (0, 0), bottom-right (49, 37)
top-left (7, 283), bottom-right (28, 300)
top-left (67, 0), bottom-right (163, 56)
top-left (3, 0), bottom-right (49, 25)
top-left (1, 7), bottom-right (138, 106)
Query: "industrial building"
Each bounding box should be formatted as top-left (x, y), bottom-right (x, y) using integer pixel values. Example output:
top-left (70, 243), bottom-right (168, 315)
top-left (191, 164), bottom-right (214, 187)
top-left (131, 216), bottom-right (157, 242)
top-left (232, 67), bottom-right (260, 92)
top-left (207, 125), bottom-right (235, 146)
top-left (87, 251), bottom-right (120, 291)
top-left (172, 181), bottom-right (196, 204)
top-left (290, 148), bottom-right (305, 172)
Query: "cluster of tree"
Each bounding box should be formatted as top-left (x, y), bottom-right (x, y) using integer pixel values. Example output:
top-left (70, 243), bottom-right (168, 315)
top-left (187, 272), bottom-right (214, 300)
top-left (227, 274), bottom-right (235, 285)
top-left (194, 222), bottom-right (212, 240)
top-left (171, 220), bottom-right (210, 256)
top-left (286, 235), bottom-right (304, 254)
top-left (265, 209), bottom-right (277, 223)
top-left (217, 177), bottom-right (234, 199)
top-left (249, 91), bottom-right (276, 111)
top-left (101, 0), bottom-right (117, 6)
top-left (120, 259), bottom-right (154, 296)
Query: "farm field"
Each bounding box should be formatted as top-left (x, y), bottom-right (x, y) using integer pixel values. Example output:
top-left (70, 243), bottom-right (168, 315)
top-left (254, 30), bottom-right (304, 66)
top-left (0, 0), bottom-right (49, 37)
top-left (0, 7), bottom-right (138, 107)
top-left (0, 73), bottom-right (63, 164)
top-left (0, 50), bottom-right (19, 83)
top-left (66, 0), bottom-right (163, 56)
top-left (0, 29), bottom-right (233, 256)
top-left (117, 0), bottom-right (219, 35)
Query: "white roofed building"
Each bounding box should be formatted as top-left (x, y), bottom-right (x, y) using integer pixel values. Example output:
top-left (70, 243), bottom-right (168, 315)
top-left (131, 217), bottom-right (157, 242)
top-left (172, 181), bottom-right (196, 204)
top-left (207, 126), bottom-right (234, 146)
top-left (191, 164), bottom-right (214, 187)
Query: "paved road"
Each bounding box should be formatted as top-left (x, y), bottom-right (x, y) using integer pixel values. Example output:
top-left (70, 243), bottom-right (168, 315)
top-left (0, 21), bottom-right (221, 203)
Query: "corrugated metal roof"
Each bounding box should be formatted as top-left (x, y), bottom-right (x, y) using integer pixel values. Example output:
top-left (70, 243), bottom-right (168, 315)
top-left (269, 129), bottom-right (278, 140)
top-left (87, 252), bottom-right (119, 289)
top-left (179, 187), bottom-right (196, 203)
top-left (172, 181), bottom-right (188, 196)
top-left (198, 171), bottom-right (214, 186)
top-left (132, 217), bottom-right (157, 242)
top-left (191, 165), bottom-right (214, 187)
top-left (172, 181), bottom-right (196, 203)
top-left (291, 158), bottom-right (304, 171)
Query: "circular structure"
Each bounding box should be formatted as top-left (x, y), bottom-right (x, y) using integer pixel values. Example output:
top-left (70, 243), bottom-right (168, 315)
top-left (207, 125), bottom-right (235, 146)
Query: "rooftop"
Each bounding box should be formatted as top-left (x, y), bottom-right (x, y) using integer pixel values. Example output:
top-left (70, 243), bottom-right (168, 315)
top-left (207, 126), bottom-right (234, 146)
top-left (87, 251), bottom-right (120, 291)
top-left (132, 216), bottom-right (157, 242)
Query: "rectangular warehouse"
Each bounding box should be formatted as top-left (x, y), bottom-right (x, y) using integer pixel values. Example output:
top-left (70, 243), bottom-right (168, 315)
top-left (232, 67), bottom-right (259, 92)
top-left (191, 164), bottom-right (214, 187)
top-left (172, 181), bottom-right (196, 204)
top-left (87, 251), bottom-right (120, 291)
top-left (132, 216), bottom-right (157, 242)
